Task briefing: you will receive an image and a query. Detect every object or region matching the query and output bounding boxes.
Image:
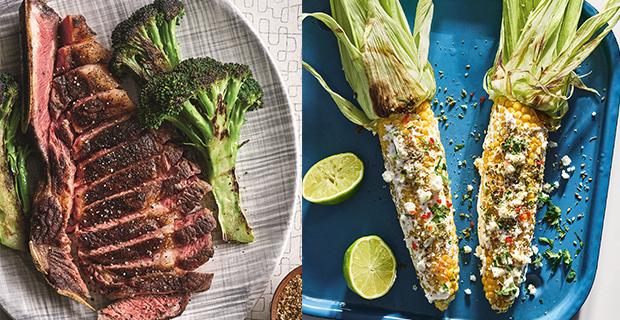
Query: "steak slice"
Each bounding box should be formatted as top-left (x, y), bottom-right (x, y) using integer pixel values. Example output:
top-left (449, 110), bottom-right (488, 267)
top-left (55, 40), bottom-right (111, 76)
top-left (59, 15), bottom-right (96, 47)
top-left (91, 268), bottom-right (214, 300)
top-left (75, 145), bottom-right (184, 208)
top-left (82, 230), bottom-right (214, 281)
top-left (20, 0), bottom-right (60, 162)
top-left (77, 183), bottom-right (211, 251)
top-left (49, 64), bottom-right (120, 119)
top-left (97, 293), bottom-right (191, 320)
top-left (78, 159), bottom-right (201, 228)
top-left (67, 89), bottom-right (137, 133)
top-left (75, 124), bottom-right (178, 186)
top-left (72, 115), bottom-right (145, 161)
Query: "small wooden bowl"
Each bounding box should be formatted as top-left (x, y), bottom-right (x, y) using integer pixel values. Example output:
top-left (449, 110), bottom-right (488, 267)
top-left (270, 265), bottom-right (302, 320)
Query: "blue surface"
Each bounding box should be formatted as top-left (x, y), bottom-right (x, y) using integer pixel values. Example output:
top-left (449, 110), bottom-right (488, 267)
top-left (301, 1), bottom-right (620, 319)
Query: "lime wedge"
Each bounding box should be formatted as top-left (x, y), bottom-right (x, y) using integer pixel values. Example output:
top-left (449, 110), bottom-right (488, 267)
top-left (343, 235), bottom-right (397, 300)
top-left (302, 152), bottom-right (364, 205)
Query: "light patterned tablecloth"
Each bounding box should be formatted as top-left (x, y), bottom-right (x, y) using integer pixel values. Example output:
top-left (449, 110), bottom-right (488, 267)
top-left (229, 1), bottom-right (302, 319)
top-left (0, 1), bottom-right (301, 320)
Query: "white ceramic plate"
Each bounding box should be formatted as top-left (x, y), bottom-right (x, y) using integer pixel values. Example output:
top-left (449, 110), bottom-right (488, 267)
top-left (0, 0), bottom-right (298, 319)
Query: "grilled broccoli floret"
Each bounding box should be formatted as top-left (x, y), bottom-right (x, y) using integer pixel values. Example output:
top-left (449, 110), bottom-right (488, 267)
top-left (0, 73), bottom-right (33, 251)
top-left (109, 0), bottom-right (185, 84)
top-left (139, 57), bottom-right (263, 243)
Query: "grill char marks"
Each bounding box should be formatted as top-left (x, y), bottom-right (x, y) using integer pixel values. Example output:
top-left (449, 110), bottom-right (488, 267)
top-left (67, 89), bottom-right (137, 133)
top-left (98, 293), bottom-right (191, 320)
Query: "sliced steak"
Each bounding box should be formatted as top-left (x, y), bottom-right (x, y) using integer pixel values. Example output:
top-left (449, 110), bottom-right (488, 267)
top-left (97, 293), bottom-right (191, 320)
top-left (67, 89), bottom-right (137, 133)
top-left (20, 0), bottom-right (60, 161)
top-left (59, 15), bottom-right (96, 47)
top-left (86, 232), bottom-right (214, 278)
top-left (93, 269), bottom-right (214, 300)
top-left (49, 64), bottom-right (120, 119)
top-left (78, 159), bottom-right (201, 228)
top-left (72, 115), bottom-right (143, 161)
top-left (76, 182), bottom-right (210, 251)
top-left (75, 145), bottom-right (184, 208)
top-left (55, 39), bottom-right (111, 76)
top-left (75, 124), bottom-right (178, 186)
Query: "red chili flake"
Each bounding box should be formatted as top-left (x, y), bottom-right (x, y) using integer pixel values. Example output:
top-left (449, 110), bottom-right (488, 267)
top-left (430, 137), bottom-right (435, 144)
top-left (409, 210), bottom-right (418, 215)
top-left (402, 113), bottom-right (410, 123)
top-left (470, 92), bottom-right (474, 98)
top-left (437, 198), bottom-right (442, 204)
top-left (480, 97), bottom-right (486, 103)
top-left (421, 212), bottom-right (431, 219)
top-left (447, 201), bottom-right (452, 208)
top-left (470, 222), bottom-right (475, 227)
top-left (505, 236), bottom-right (513, 243)
top-left (515, 206), bottom-right (522, 212)
top-left (427, 225), bottom-right (434, 231)
top-left (536, 160), bottom-right (544, 166)
top-left (412, 242), bottom-right (418, 249)
top-left (519, 213), bottom-right (527, 222)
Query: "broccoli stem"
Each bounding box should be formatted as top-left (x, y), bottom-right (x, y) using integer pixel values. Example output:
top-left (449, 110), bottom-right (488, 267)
top-left (207, 136), bottom-right (253, 243)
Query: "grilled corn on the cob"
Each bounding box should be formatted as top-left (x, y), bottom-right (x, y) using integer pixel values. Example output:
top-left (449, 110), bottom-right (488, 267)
top-left (474, 98), bottom-right (547, 311)
top-left (377, 102), bottom-right (459, 310)
top-left (477, 0), bottom-right (620, 312)
top-left (303, 0), bottom-right (460, 309)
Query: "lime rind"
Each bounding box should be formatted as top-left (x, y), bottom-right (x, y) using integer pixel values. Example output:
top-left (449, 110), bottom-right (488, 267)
top-left (302, 152), bottom-right (364, 205)
top-left (343, 235), bottom-right (397, 300)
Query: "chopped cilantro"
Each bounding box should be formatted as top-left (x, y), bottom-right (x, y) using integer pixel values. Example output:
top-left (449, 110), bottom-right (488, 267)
top-left (567, 268), bottom-right (576, 282)
top-left (538, 237), bottom-right (554, 248)
top-left (433, 156), bottom-right (452, 184)
top-left (455, 144), bottom-right (465, 151)
top-left (562, 249), bottom-right (572, 265)
top-left (501, 136), bottom-right (528, 154)
top-left (532, 255), bottom-right (544, 265)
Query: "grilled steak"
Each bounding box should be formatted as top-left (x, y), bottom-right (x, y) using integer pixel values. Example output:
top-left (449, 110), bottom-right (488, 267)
top-left (22, 2), bottom-right (216, 318)
top-left (98, 293), bottom-right (191, 320)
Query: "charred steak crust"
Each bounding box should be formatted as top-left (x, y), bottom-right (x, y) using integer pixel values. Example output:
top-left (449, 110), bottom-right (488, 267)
top-left (25, 7), bottom-right (216, 315)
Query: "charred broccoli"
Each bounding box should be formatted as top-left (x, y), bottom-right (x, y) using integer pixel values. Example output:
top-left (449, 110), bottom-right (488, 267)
top-left (0, 73), bottom-right (33, 251)
top-left (109, 0), bottom-right (184, 84)
top-left (139, 57), bottom-right (263, 243)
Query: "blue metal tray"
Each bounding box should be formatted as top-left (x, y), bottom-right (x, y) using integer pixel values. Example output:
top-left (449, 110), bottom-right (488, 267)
top-left (301, 1), bottom-right (620, 319)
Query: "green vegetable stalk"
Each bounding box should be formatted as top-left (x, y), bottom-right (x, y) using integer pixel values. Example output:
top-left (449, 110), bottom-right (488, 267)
top-left (0, 73), bottom-right (33, 251)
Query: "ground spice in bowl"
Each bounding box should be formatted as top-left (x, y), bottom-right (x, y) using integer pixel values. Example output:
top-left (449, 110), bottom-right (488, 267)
top-left (271, 265), bottom-right (302, 320)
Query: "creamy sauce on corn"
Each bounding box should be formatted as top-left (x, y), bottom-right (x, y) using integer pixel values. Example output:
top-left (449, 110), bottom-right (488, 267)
top-left (379, 110), bottom-right (459, 305)
top-left (475, 101), bottom-right (548, 310)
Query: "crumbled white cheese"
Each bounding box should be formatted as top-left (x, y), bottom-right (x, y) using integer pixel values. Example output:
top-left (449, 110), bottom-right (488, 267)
top-left (416, 260), bottom-right (427, 272)
top-left (548, 141), bottom-right (558, 148)
top-left (532, 245), bottom-right (539, 255)
top-left (413, 284), bottom-right (418, 291)
top-left (470, 275), bottom-right (476, 282)
top-left (467, 184), bottom-right (474, 192)
top-left (561, 170), bottom-right (570, 179)
top-left (527, 283), bottom-right (537, 295)
top-left (463, 245), bottom-right (472, 253)
top-left (592, 111), bottom-right (597, 117)
top-left (382, 170), bottom-right (394, 183)
top-left (566, 166), bottom-right (575, 173)
top-left (417, 190), bottom-right (432, 205)
top-left (553, 181), bottom-right (559, 188)
top-left (429, 174), bottom-right (443, 192)
top-left (404, 201), bottom-right (416, 213)
top-left (561, 155), bottom-right (572, 166)
top-left (464, 288), bottom-right (472, 295)
top-left (474, 158), bottom-right (483, 169)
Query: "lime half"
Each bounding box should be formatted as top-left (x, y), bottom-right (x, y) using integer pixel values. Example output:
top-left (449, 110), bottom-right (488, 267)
top-left (302, 152), bottom-right (364, 205)
top-left (343, 235), bottom-right (397, 300)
